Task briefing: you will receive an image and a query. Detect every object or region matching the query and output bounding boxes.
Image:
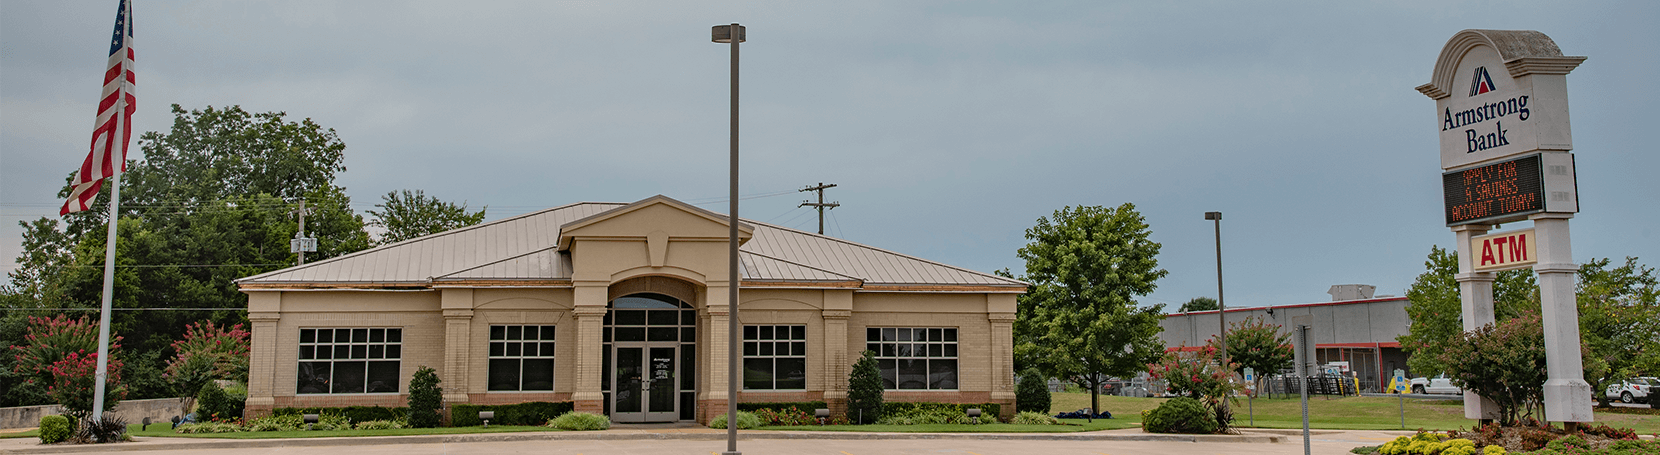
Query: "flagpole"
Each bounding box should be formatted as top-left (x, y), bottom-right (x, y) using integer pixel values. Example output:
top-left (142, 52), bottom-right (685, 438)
top-left (90, 162), bottom-right (122, 425)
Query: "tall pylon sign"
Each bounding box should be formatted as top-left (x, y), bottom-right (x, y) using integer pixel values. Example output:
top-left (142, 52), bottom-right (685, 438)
top-left (1416, 30), bottom-right (1589, 424)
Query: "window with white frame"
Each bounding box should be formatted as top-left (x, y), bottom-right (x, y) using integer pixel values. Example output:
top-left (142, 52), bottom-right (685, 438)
top-left (297, 328), bottom-right (401, 394)
top-left (488, 325), bottom-right (556, 391)
top-left (865, 327), bottom-right (957, 390)
top-left (743, 325), bottom-right (806, 390)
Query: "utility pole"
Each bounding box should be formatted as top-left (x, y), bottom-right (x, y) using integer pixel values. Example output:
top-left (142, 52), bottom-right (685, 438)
top-left (289, 199), bottom-right (317, 265)
top-left (798, 182), bottom-right (840, 235)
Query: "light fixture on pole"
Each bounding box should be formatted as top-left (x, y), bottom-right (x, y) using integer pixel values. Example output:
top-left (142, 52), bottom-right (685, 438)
top-left (711, 22), bottom-right (745, 455)
top-left (1205, 211), bottom-right (1227, 415)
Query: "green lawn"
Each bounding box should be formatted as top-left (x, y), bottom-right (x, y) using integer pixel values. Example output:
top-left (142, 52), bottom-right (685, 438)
top-left (1048, 392), bottom-right (1660, 433)
top-left (0, 424), bottom-right (560, 440)
top-left (758, 418), bottom-right (1135, 433)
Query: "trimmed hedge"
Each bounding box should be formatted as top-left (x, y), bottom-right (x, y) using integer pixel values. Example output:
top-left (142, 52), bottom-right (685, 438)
top-left (881, 402), bottom-right (1002, 422)
top-left (451, 402), bottom-right (573, 427)
top-left (39, 415), bottom-right (72, 444)
top-left (272, 406), bottom-right (408, 423)
top-left (737, 401), bottom-right (828, 415)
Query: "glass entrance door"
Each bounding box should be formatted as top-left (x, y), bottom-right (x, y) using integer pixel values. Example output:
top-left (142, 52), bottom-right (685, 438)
top-left (610, 344), bottom-right (678, 422)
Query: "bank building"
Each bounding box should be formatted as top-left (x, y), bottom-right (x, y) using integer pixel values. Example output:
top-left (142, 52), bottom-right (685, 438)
top-left (236, 195), bottom-right (1024, 423)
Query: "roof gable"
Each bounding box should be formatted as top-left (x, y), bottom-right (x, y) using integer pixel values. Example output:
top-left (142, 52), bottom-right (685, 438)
top-left (557, 195), bottom-right (753, 251)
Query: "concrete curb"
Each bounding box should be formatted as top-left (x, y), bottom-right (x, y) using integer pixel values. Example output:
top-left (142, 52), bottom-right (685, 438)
top-left (0, 430), bottom-right (1285, 453)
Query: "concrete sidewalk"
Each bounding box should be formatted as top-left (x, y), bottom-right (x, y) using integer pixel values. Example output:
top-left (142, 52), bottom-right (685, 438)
top-left (0, 427), bottom-right (1288, 454)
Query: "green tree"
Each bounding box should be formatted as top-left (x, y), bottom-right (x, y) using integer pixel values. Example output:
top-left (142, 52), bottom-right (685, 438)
top-left (846, 350), bottom-right (883, 424)
top-left (1010, 204), bottom-right (1169, 418)
top-left (1207, 317), bottom-right (1292, 381)
top-left (367, 189), bottom-right (487, 245)
top-left (407, 366), bottom-right (443, 428)
top-left (1397, 246), bottom-right (1536, 377)
top-left (1576, 257), bottom-right (1660, 406)
top-left (1015, 368), bottom-right (1052, 414)
top-left (1178, 297), bottom-right (1218, 313)
top-left (1436, 311), bottom-right (1604, 426)
top-left (5, 105), bottom-right (372, 402)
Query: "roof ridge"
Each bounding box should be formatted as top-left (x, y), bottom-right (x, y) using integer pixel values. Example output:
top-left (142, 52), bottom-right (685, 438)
top-left (435, 246), bottom-right (562, 280)
top-left (238, 201), bottom-right (622, 283)
top-left (740, 250), bottom-right (864, 282)
top-left (743, 219), bottom-right (1027, 286)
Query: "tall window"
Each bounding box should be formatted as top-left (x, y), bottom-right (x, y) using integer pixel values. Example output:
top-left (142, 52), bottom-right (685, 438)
top-left (743, 325), bottom-right (806, 390)
top-left (489, 325), bottom-right (556, 391)
top-left (297, 328), bottom-right (401, 394)
top-left (866, 327), bottom-right (957, 390)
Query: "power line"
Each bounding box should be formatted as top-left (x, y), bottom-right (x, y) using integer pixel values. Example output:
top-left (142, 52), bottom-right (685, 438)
top-left (797, 183), bottom-right (840, 235)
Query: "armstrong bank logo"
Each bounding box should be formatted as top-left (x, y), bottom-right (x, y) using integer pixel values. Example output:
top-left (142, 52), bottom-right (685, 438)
top-left (1469, 66), bottom-right (1497, 97)
top-left (1444, 66), bottom-right (1529, 153)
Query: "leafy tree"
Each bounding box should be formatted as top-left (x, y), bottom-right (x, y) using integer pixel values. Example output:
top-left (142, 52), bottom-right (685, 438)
top-left (165, 321), bottom-right (250, 397)
top-left (1010, 204), bottom-right (1169, 419)
top-left (407, 366), bottom-right (443, 428)
top-left (846, 350), bottom-right (883, 424)
top-left (46, 351), bottom-right (125, 422)
top-left (1397, 246), bottom-right (1537, 377)
top-left (1435, 311), bottom-right (1604, 426)
top-left (1146, 345), bottom-right (1239, 432)
top-left (1207, 317), bottom-right (1292, 381)
top-left (1178, 297), bottom-right (1218, 313)
top-left (4, 105), bottom-right (374, 402)
top-left (1576, 257), bottom-right (1660, 406)
top-left (1015, 368), bottom-right (1052, 414)
top-left (367, 189), bottom-right (487, 245)
top-left (9, 315), bottom-right (119, 388)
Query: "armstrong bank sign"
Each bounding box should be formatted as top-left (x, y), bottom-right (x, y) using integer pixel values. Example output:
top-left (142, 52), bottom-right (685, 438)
top-left (1419, 30), bottom-right (1583, 171)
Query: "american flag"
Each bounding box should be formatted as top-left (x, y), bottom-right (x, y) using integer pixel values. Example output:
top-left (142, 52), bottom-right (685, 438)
top-left (61, 0), bottom-right (136, 216)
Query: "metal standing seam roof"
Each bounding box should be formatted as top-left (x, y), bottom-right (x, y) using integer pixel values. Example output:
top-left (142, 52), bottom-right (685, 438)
top-left (238, 199), bottom-right (1025, 289)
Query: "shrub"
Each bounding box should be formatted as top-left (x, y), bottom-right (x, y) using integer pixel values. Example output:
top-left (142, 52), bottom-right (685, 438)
top-left (354, 420), bottom-right (404, 430)
top-left (1011, 411), bottom-right (1061, 425)
top-left (708, 411), bottom-right (762, 429)
top-left (164, 321), bottom-right (250, 396)
top-left (45, 351), bottom-right (126, 422)
top-left (846, 350), bottom-right (883, 424)
top-left (1146, 345), bottom-right (1238, 432)
top-left (737, 401), bottom-right (828, 415)
top-left (272, 406), bottom-right (409, 423)
top-left (1436, 311), bottom-right (1601, 426)
top-left (406, 366), bottom-right (442, 428)
top-left (195, 382), bottom-right (242, 421)
top-left (1142, 397), bottom-right (1217, 434)
top-left (38, 415), bottom-right (72, 444)
top-left (71, 414), bottom-right (128, 443)
top-left (174, 421), bottom-right (242, 434)
top-left (306, 414), bottom-right (351, 431)
top-left (244, 414), bottom-right (301, 432)
top-left (450, 402), bottom-right (573, 427)
top-left (880, 402), bottom-right (1002, 422)
top-left (547, 412), bottom-right (610, 431)
top-left (751, 408), bottom-right (817, 426)
top-left (1016, 368), bottom-right (1052, 414)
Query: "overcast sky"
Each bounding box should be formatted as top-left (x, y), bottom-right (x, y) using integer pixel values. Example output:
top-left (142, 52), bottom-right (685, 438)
top-left (2, 1), bottom-right (1656, 309)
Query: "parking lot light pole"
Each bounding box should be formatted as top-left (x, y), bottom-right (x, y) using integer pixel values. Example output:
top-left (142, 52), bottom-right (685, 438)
top-left (1205, 211), bottom-right (1228, 419)
top-left (712, 23), bottom-right (745, 455)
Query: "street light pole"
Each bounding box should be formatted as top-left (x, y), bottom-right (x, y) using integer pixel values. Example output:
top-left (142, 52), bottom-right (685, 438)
top-left (1205, 212), bottom-right (1226, 370)
top-left (712, 23), bottom-right (745, 455)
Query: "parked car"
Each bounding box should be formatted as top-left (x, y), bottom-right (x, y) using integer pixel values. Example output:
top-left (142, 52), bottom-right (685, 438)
top-left (1604, 377), bottom-right (1658, 404)
top-left (1410, 374), bottom-right (1463, 394)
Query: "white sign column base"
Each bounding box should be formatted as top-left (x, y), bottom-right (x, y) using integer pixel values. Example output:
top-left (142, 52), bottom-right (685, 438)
top-left (1452, 224), bottom-right (1501, 420)
top-left (1532, 213), bottom-right (1593, 422)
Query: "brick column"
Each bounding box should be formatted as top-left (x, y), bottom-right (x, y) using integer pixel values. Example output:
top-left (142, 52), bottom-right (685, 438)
top-left (821, 309), bottom-right (851, 415)
top-left (571, 305), bottom-right (607, 413)
top-left (988, 312), bottom-right (1016, 420)
top-left (244, 312), bottom-right (281, 418)
top-left (699, 285), bottom-right (732, 423)
top-left (442, 309), bottom-right (473, 407)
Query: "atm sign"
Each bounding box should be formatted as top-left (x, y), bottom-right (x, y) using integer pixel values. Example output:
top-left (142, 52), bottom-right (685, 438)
top-left (1471, 229), bottom-right (1536, 272)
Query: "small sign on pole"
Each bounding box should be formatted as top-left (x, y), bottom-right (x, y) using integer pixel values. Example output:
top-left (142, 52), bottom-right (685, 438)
top-left (1243, 367), bottom-right (1256, 427)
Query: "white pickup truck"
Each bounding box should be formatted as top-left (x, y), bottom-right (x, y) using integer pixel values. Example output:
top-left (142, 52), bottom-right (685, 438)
top-left (1410, 374), bottom-right (1463, 394)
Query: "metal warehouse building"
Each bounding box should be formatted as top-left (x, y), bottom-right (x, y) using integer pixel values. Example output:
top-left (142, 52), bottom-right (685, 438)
top-left (236, 195), bottom-right (1025, 423)
top-left (1159, 286), bottom-right (1413, 393)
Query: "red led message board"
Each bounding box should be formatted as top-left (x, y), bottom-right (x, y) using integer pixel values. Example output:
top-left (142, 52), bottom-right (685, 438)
top-left (1443, 154), bottom-right (1545, 226)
